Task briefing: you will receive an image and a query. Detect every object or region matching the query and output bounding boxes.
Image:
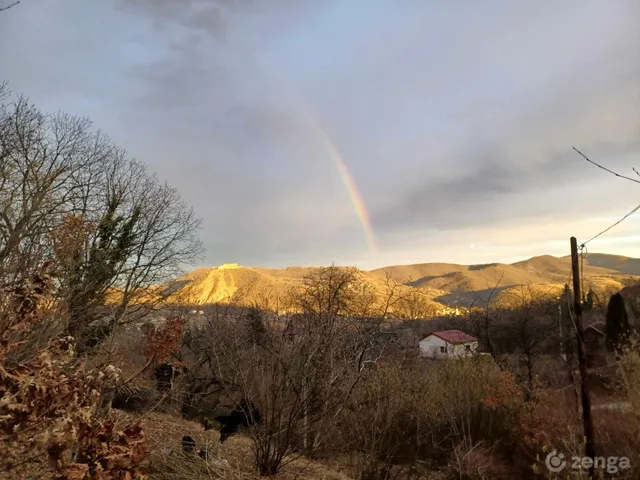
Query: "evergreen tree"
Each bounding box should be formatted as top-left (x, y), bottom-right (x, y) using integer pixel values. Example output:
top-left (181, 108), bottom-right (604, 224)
top-left (66, 198), bottom-right (142, 345)
top-left (605, 293), bottom-right (630, 351)
top-left (246, 307), bottom-right (267, 346)
top-left (584, 289), bottom-right (595, 311)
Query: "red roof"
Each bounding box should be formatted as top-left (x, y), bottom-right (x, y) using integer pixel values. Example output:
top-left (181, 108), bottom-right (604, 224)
top-left (424, 329), bottom-right (477, 344)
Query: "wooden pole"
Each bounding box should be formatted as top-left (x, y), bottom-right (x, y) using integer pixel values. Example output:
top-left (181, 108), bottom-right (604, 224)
top-left (570, 237), bottom-right (596, 477)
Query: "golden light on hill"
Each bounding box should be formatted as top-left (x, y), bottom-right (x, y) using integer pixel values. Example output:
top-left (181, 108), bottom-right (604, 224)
top-left (154, 254), bottom-right (640, 315)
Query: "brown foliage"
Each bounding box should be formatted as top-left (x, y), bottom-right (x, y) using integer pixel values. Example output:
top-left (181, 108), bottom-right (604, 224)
top-left (142, 316), bottom-right (186, 364)
top-left (0, 265), bottom-right (147, 479)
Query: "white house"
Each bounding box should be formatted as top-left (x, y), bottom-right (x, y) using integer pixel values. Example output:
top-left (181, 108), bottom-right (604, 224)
top-left (419, 329), bottom-right (478, 359)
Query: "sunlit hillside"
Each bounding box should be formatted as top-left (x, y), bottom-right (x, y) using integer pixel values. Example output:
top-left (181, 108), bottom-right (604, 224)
top-left (164, 253), bottom-right (640, 312)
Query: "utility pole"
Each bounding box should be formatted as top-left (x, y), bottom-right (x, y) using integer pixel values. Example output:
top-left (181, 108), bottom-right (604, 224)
top-left (570, 237), bottom-right (596, 478)
top-left (557, 296), bottom-right (565, 361)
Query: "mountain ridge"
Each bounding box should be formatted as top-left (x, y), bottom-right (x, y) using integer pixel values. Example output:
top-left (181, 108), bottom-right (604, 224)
top-left (167, 253), bottom-right (640, 310)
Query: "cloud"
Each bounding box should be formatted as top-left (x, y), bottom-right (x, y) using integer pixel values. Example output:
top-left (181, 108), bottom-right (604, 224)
top-left (2, 0), bottom-right (640, 268)
top-left (115, 0), bottom-right (327, 45)
top-left (372, 140), bottom-right (640, 235)
top-left (116, 0), bottom-right (230, 38)
top-left (369, 45), bottom-right (640, 236)
top-left (103, 0), bottom-right (640, 265)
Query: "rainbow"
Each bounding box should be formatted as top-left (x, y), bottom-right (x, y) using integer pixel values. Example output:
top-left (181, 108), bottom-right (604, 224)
top-left (309, 122), bottom-right (378, 253)
top-left (251, 56), bottom-right (378, 253)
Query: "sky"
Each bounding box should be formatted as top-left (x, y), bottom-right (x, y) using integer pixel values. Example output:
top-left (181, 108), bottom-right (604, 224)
top-left (1, 0), bottom-right (640, 270)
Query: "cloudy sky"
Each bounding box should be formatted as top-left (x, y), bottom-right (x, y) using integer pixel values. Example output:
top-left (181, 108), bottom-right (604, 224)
top-left (1, 0), bottom-right (640, 269)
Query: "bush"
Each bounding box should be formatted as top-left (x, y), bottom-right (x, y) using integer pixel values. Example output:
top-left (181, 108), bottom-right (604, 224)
top-left (446, 441), bottom-right (513, 480)
top-left (336, 357), bottom-right (531, 479)
top-left (0, 264), bottom-right (147, 479)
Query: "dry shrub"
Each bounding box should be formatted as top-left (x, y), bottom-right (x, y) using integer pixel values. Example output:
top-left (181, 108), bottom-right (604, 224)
top-left (113, 409), bottom-right (353, 480)
top-left (446, 441), bottom-right (513, 480)
top-left (147, 449), bottom-right (254, 480)
top-left (436, 359), bottom-right (522, 448)
top-left (587, 336), bottom-right (640, 477)
top-left (187, 276), bottom-right (409, 477)
top-left (0, 261), bottom-right (63, 366)
top-left (142, 316), bottom-right (186, 365)
top-left (619, 335), bottom-right (640, 421)
top-left (347, 356), bottom-right (583, 479)
top-left (337, 358), bottom-right (531, 480)
top-left (337, 360), bottom-right (438, 479)
top-left (519, 337), bottom-right (640, 478)
top-left (113, 409), bottom-right (257, 480)
top-left (0, 265), bottom-right (147, 479)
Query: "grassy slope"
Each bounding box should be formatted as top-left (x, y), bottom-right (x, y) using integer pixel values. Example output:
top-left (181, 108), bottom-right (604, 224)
top-left (111, 409), bottom-right (353, 480)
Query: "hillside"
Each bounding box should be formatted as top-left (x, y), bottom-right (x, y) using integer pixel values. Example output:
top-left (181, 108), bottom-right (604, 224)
top-left (166, 253), bottom-right (640, 312)
top-left (512, 255), bottom-right (622, 278)
top-left (169, 264), bottom-right (302, 305)
top-left (577, 253), bottom-right (640, 275)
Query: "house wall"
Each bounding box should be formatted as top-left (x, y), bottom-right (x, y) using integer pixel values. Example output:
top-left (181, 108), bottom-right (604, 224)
top-left (450, 342), bottom-right (478, 357)
top-left (419, 335), bottom-right (478, 359)
top-left (419, 335), bottom-right (448, 358)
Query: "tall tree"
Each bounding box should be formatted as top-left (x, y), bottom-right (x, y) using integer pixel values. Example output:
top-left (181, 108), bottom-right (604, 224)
top-left (0, 86), bottom-right (203, 348)
top-left (584, 289), bottom-right (595, 311)
top-left (605, 293), bottom-right (629, 352)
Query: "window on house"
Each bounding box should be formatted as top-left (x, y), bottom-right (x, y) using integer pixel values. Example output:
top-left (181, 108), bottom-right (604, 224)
top-left (465, 345), bottom-right (471, 352)
top-left (440, 346), bottom-right (447, 353)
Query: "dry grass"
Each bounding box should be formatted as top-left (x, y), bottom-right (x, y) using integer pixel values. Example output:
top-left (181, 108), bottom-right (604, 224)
top-left (111, 410), bottom-right (353, 480)
top-left (447, 441), bottom-right (514, 480)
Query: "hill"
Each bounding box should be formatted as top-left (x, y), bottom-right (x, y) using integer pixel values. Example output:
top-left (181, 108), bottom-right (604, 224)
top-left (513, 255), bottom-right (622, 278)
top-left (576, 253), bottom-right (640, 275)
top-left (169, 265), bottom-right (303, 305)
top-left (374, 253), bottom-right (640, 307)
top-left (166, 253), bottom-right (640, 312)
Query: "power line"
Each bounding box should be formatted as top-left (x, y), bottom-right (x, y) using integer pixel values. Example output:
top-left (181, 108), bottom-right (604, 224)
top-left (573, 146), bottom-right (640, 247)
top-left (580, 203), bottom-right (640, 247)
top-left (573, 147), bottom-right (640, 185)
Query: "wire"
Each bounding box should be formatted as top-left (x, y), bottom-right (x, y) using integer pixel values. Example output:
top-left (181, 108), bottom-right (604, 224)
top-left (573, 146), bottom-right (640, 247)
top-left (573, 147), bottom-right (640, 185)
top-left (580, 203), bottom-right (640, 247)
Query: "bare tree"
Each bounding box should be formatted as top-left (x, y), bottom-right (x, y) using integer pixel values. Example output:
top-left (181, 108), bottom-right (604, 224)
top-left (393, 289), bottom-right (439, 320)
top-left (0, 93), bottom-right (107, 284)
top-left (502, 285), bottom-right (557, 396)
top-left (183, 266), bottom-right (409, 476)
top-left (0, 87), bottom-right (203, 349)
top-left (467, 273), bottom-right (505, 365)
